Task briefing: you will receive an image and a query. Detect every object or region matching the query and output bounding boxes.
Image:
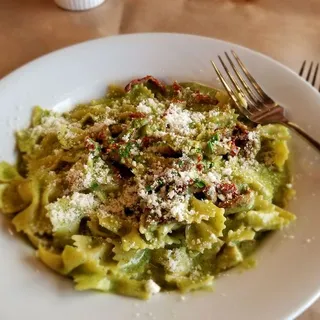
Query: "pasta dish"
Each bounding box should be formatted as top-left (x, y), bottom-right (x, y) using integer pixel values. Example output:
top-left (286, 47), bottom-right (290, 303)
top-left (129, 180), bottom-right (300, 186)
top-left (0, 76), bottom-right (295, 299)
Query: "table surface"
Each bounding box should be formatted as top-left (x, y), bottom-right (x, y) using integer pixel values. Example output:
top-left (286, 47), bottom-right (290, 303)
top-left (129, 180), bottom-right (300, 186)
top-left (1, 0), bottom-right (319, 318)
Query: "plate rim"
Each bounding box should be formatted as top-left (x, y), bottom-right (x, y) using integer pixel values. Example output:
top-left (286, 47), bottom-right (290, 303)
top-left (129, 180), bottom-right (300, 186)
top-left (0, 32), bottom-right (319, 320)
top-left (1, 32), bottom-right (317, 96)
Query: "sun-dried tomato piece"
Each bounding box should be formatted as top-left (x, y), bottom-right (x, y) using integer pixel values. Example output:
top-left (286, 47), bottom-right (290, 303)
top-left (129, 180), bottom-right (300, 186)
top-left (128, 112), bottom-right (146, 119)
top-left (97, 131), bottom-right (106, 141)
top-left (229, 140), bottom-right (240, 157)
top-left (86, 124), bottom-right (108, 141)
top-left (172, 81), bottom-right (182, 93)
top-left (141, 136), bottom-right (161, 148)
top-left (141, 136), bottom-right (152, 148)
top-left (84, 137), bottom-right (95, 151)
top-left (232, 124), bottom-right (249, 148)
top-left (109, 124), bottom-right (126, 138)
top-left (170, 99), bottom-right (185, 104)
top-left (192, 91), bottom-right (218, 105)
top-left (218, 191), bottom-right (250, 209)
top-left (197, 154), bottom-right (203, 162)
top-left (125, 75), bottom-right (166, 93)
top-left (217, 183), bottom-right (239, 198)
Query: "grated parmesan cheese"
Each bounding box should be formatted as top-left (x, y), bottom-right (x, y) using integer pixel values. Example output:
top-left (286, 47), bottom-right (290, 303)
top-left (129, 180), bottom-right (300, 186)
top-left (222, 168), bottom-right (232, 176)
top-left (47, 192), bottom-right (98, 231)
top-left (137, 101), bottom-right (152, 114)
top-left (145, 280), bottom-right (161, 295)
top-left (206, 171), bottom-right (221, 183)
top-left (82, 157), bottom-right (114, 189)
top-left (164, 103), bottom-right (194, 136)
top-left (169, 200), bottom-right (188, 222)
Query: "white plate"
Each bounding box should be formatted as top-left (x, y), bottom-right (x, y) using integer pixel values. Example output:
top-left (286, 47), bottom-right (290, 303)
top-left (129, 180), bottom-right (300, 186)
top-left (0, 33), bottom-right (319, 320)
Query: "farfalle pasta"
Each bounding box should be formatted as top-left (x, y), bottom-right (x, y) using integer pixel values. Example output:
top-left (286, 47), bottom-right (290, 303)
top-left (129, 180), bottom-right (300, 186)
top-left (0, 77), bottom-right (295, 299)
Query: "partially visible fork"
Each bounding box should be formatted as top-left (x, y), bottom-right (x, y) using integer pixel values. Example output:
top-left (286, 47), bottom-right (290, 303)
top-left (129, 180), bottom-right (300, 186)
top-left (211, 51), bottom-right (320, 152)
top-left (299, 61), bottom-right (320, 91)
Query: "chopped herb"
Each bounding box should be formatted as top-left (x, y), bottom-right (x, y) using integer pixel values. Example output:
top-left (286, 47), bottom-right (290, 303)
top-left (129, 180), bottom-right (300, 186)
top-left (211, 133), bottom-right (220, 142)
top-left (119, 142), bottom-right (133, 158)
top-left (207, 141), bottom-right (214, 153)
top-left (194, 179), bottom-right (206, 189)
top-left (146, 185), bottom-right (152, 192)
top-left (207, 133), bottom-right (219, 153)
top-left (90, 182), bottom-right (99, 190)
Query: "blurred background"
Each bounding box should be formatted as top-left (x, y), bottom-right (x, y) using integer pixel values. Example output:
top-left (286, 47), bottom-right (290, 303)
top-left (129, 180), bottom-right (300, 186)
top-left (1, 0), bottom-right (320, 78)
top-left (1, 0), bottom-right (319, 318)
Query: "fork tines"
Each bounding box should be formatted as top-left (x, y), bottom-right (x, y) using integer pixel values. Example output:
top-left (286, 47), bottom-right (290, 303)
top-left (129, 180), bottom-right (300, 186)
top-left (211, 51), bottom-right (266, 115)
top-left (211, 52), bottom-right (320, 148)
top-left (299, 60), bottom-right (320, 90)
top-left (211, 51), bottom-right (286, 124)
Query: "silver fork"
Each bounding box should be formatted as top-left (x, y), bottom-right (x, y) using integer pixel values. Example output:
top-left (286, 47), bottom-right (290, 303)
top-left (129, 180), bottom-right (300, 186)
top-left (299, 61), bottom-right (320, 91)
top-left (211, 51), bottom-right (320, 152)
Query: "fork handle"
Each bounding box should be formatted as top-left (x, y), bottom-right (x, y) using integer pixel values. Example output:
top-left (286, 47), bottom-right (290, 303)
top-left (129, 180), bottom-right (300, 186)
top-left (283, 121), bottom-right (320, 152)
